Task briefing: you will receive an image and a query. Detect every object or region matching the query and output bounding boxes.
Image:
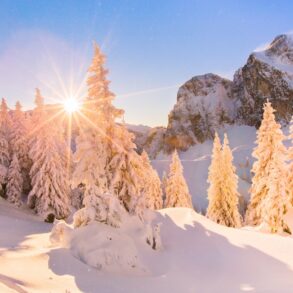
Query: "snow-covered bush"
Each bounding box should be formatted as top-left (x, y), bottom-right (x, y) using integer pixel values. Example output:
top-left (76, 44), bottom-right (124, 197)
top-left (73, 206), bottom-right (96, 228)
top-left (73, 193), bottom-right (127, 228)
top-left (70, 184), bottom-right (85, 210)
top-left (50, 220), bottom-right (73, 247)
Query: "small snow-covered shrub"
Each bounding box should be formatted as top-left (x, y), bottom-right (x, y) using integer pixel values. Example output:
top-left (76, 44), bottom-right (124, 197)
top-left (73, 206), bottom-right (96, 228)
top-left (73, 193), bottom-right (128, 228)
top-left (50, 220), bottom-right (73, 247)
top-left (144, 222), bottom-right (162, 250)
top-left (71, 185), bottom-right (85, 210)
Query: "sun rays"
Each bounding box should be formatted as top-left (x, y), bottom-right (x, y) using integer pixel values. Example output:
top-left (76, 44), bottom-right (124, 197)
top-left (23, 38), bottom-right (181, 182)
top-left (63, 98), bottom-right (81, 114)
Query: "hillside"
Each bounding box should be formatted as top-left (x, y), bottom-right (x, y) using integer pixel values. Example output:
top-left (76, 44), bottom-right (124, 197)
top-left (1, 198), bottom-right (293, 293)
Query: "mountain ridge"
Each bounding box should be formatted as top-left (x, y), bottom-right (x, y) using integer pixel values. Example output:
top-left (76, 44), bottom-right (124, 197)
top-left (133, 34), bottom-right (293, 157)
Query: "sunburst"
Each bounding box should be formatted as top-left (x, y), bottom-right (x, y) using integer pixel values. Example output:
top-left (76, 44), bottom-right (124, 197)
top-left (63, 97), bottom-right (81, 114)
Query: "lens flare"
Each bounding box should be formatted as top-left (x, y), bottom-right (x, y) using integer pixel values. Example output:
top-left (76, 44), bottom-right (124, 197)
top-left (63, 98), bottom-right (80, 114)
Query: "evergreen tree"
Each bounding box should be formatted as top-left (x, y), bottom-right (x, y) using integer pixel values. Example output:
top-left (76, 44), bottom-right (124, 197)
top-left (73, 43), bottom-right (147, 219)
top-left (140, 150), bottom-right (163, 210)
top-left (28, 92), bottom-right (70, 221)
top-left (0, 98), bottom-right (12, 140)
top-left (161, 171), bottom-right (167, 203)
top-left (164, 150), bottom-right (193, 208)
top-left (206, 133), bottom-right (224, 222)
top-left (10, 101), bottom-right (31, 193)
top-left (288, 117), bottom-right (293, 203)
top-left (6, 154), bottom-right (23, 207)
top-left (261, 154), bottom-right (291, 234)
top-left (207, 133), bottom-right (242, 227)
top-left (73, 43), bottom-right (119, 209)
top-left (0, 99), bottom-right (10, 194)
top-left (107, 126), bottom-right (147, 214)
top-left (245, 101), bottom-right (289, 227)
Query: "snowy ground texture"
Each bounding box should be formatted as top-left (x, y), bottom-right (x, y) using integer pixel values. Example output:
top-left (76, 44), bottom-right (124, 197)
top-left (1, 198), bottom-right (293, 293)
top-left (1, 123), bottom-right (292, 293)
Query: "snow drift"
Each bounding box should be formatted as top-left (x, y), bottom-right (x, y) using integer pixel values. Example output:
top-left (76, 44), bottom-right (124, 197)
top-left (1, 199), bottom-right (293, 292)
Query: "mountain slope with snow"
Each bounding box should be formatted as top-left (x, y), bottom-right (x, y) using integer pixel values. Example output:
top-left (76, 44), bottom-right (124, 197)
top-left (1, 198), bottom-right (293, 293)
top-left (153, 124), bottom-right (256, 213)
top-left (136, 34), bottom-right (293, 155)
top-left (234, 34), bottom-right (293, 126)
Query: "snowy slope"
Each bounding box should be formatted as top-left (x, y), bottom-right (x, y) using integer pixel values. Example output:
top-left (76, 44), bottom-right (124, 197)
top-left (253, 33), bottom-right (293, 79)
top-left (152, 124), bottom-right (257, 213)
top-left (1, 198), bottom-right (293, 293)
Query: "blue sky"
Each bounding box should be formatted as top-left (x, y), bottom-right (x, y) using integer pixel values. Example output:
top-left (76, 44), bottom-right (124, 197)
top-left (0, 0), bottom-right (293, 126)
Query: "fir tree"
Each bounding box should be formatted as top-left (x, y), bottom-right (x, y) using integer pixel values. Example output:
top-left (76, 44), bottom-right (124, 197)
top-left (261, 154), bottom-right (291, 234)
top-left (207, 133), bottom-right (242, 227)
top-left (165, 150), bottom-right (193, 208)
top-left (0, 99), bottom-right (10, 194)
top-left (288, 117), bottom-right (293, 203)
top-left (10, 101), bottom-right (31, 193)
top-left (107, 126), bottom-right (147, 214)
top-left (73, 43), bottom-right (147, 219)
top-left (245, 101), bottom-right (289, 227)
top-left (206, 133), bottom-right (224, 222)
top-left (28, 93), bottom-right (70, 221)
top-left (140, 150), bottom-right (163, 210)
top-left (6, 154), bottom-right (23, 207)
top-left (0, 98), bottom-right (12, 140)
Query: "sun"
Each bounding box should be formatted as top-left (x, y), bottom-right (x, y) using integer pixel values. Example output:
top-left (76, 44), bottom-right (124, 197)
top-left (63, 97), bottom-right (80, 114)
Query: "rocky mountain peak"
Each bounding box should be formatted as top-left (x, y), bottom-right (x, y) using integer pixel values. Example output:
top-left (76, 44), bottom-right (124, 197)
top-left (134, 34), bottom-right (293, 157)
top-left (265, 34), bottom-right (293, 62)
top-left (177, 73), bottom-right (232, 102)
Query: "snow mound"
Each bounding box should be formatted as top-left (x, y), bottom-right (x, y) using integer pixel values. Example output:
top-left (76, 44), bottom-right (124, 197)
top-left (51, 212), bottom-right (162, 275)
top-left (70, 223), bottom-right (148, 274)
top-left (2, 200), bottom-right (293, 292)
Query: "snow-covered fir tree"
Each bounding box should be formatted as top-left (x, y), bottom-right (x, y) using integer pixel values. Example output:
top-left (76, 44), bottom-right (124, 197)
top-left (0, 98), bottom-right (12, 140)
top-left (28, 91), bottom-right (70, 221)
top-left (288, 117), bottom-right (293, 203)
top-left (164, 150), bottom-right (193, 209)
top-left (261, 153), bottom-right (291, 234)
top-left (245, 101), bottom-right (290, 227)
top-left (0, 98), bottom-right (10, 195)
top-left (220, 134), bottom-right (242, 227)
top-left (206, 133), bottom-right (224, 222)
top-left (139, 150), bottom-right (163, 210)
top-left (73, 43), bottom-right (147, 221)
top-left (206, 133), bottom-right (242, 227)
top-left (10, 101), bottom-right (31, 193)
top-left (6, 154), bottom-right (23, 207)
top-left (106, 125), bottom-right (147, 216)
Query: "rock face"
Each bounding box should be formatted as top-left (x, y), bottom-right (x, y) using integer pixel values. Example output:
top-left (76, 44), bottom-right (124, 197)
top-left (234, 34), bottom-right (293, 127)
top-left (163, 34), bottom-right (293, 151)
top-left (165, 74), bottom-right (235, 150)
top-left (128, 125), bottom-right (167, 158)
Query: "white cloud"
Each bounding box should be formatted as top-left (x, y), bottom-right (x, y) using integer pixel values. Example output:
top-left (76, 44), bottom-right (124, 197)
top-left (253, 42), bottom-right (271, 52)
